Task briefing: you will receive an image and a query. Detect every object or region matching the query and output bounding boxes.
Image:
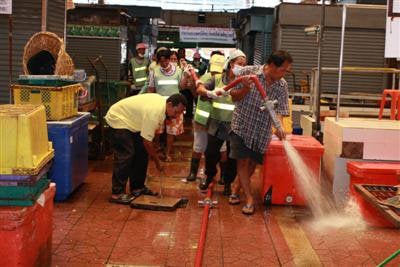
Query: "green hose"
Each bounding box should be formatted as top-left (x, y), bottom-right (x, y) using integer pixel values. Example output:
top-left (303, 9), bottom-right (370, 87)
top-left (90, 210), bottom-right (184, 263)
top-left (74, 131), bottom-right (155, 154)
top-left (377, 249), bottom-right (400, 267)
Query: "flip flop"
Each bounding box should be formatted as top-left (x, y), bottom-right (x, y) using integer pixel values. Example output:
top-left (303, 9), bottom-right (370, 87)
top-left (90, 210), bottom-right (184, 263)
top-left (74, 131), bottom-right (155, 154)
top-left (228, 194), bottom-right (240, 205)
top-left (242, 204), bottom-right (255, 215)
top-left (109, 194), bottom-right (135, 205)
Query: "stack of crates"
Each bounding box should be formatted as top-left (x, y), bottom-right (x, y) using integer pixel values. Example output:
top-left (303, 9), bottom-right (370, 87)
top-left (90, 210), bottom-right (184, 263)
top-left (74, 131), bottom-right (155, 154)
top-left (12, 74), bottom-right (82, 121)
top-left (0, 104), bottom-right (55, 265)
top-left (0, 104), bottom-right (54, 206)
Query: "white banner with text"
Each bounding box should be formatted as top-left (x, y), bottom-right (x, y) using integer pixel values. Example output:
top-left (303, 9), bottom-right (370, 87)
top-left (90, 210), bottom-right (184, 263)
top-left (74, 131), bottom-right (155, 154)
top-left (179, 26), bottom-right (236, 44)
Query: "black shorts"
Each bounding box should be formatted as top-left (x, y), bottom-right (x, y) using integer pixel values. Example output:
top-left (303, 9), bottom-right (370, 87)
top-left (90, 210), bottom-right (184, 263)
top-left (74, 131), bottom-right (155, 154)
top-left (229, 132), bottom-right (264, 164)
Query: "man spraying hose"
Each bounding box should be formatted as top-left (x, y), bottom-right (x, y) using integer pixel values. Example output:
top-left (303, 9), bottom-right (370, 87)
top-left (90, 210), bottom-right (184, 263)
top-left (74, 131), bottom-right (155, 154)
top-left (229, 50), bottom-right (293, 215)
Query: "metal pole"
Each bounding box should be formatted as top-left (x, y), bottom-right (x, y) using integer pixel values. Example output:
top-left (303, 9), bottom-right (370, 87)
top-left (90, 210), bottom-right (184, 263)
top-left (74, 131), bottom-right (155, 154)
top-left (8, 14), bottom-right (12, 104)
top-left (336, 4), bottom-right (347, 122)
top-left (41, 0), bottom-right (47, 31)
top-left (314, 0), bottom-right (325, 140)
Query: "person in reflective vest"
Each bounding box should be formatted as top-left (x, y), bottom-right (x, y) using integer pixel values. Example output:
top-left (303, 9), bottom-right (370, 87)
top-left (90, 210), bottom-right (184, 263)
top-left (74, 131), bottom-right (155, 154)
top-left (127, 42), bottom-right (149, 96)
top-left (185, 53), bottom-right (225, 182)
top-left (196, 49), bottom-right (247, 195)
top-left (191, 52), bottom-right (208, 77)
top-left (148, 48), bottom-right (193, 161)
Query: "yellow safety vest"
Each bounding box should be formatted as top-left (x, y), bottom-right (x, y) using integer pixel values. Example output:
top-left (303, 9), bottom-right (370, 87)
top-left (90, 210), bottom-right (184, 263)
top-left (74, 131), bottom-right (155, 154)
top-left (210, 74), bottom-right (234, 122)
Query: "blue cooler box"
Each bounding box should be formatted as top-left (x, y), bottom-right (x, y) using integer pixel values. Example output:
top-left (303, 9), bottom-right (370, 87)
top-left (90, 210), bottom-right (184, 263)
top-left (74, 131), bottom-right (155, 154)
top-left (47, 112), bottom-right (90, 201)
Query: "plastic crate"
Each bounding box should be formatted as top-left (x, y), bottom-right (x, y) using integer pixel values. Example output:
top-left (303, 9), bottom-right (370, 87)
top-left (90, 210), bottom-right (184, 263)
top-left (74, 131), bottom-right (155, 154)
top-left (13, 83), bottom-right (81, 120)
top-left (47, 113), bottom-right (89, 201)
top-left (0, 184), bottom-right (55, 267)
top-left (18, 74), bottom-right (75, 86)
top-left (0, 161), bottom-right (52, 186)
top-left (0, 177), bottom-right (50, 206)
top-left (99, 80), bottom-right (129, 111)
top-left (0, 105), bottom-right (54, 175)
top-left (347, 161), bottom-right (400, 227)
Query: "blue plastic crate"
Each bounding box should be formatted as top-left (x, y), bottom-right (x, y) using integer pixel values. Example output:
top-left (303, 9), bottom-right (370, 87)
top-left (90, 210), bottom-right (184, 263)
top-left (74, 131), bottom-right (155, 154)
top-left (47, 112), bottom-right (90, 201)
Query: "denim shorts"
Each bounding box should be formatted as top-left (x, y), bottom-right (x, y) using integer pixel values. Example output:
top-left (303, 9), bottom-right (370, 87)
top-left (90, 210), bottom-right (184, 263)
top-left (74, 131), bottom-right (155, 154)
top-left (229, 132), bottom-right (264, 164)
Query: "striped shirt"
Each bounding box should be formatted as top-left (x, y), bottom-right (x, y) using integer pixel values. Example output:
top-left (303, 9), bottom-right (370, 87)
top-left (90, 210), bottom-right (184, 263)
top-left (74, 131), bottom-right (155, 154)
top-left (231, 73), bottom-right (289, 154)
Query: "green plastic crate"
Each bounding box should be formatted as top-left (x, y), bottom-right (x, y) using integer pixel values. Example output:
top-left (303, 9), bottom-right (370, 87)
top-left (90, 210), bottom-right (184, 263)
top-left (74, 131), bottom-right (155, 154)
top-left (18, 75), bottom-right (75, 87)
top-left (98, 81), bottom-right (129, 117)
top-left (0, 177), bottom-right (50, 206)
top-left (99, 80), bottom-right (129, 108)
top-left (18, 78), bottom-right (76, 87)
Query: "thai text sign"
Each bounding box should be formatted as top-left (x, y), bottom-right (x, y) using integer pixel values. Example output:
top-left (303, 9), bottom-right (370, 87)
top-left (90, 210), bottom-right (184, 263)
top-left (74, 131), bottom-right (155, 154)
top-left (179, 26), bottom-right (236, 44)
top-left (0, 0), bottom-right (12, 14)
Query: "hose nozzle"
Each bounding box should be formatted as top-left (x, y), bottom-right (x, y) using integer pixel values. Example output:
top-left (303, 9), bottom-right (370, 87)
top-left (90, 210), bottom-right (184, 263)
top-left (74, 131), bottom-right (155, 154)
top-left (260, 99), bottom-right (283, 133)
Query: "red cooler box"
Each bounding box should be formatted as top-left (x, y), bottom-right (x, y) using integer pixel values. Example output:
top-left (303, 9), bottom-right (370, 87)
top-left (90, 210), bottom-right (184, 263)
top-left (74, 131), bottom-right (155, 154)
top-left (347, 161), bottom-right (400, 227)
top-left (261, 135), bottom-right (324, 206)
top-left (0, 183), bottom-right (55, 266)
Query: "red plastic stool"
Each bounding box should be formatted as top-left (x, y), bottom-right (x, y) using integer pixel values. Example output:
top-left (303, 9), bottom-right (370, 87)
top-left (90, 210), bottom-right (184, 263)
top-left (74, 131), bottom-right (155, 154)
top-left (378, 89), bottom-right (400, 120)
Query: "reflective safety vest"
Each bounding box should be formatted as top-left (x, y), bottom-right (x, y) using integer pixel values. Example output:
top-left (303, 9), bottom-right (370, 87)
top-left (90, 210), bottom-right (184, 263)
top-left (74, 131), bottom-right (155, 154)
top-left (130, 58), bottom-right (149, 87)
top-left (194, 72), bottom-right (213, 125)
top-left (210, 74), bottom-right (235, 122)
top-left (153, 66), bottom-right (182, 96)
top-left (194, 97), bottom-right (212, 125)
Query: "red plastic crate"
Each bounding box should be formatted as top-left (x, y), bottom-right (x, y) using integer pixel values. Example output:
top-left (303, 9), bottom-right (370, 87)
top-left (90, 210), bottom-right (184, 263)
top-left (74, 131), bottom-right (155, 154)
top-left (0, 183), bottom-right (55, 266)
top-left (347, 161), bottom-right (400, 227)
top-left (261, 135), bottom-right (324, 206)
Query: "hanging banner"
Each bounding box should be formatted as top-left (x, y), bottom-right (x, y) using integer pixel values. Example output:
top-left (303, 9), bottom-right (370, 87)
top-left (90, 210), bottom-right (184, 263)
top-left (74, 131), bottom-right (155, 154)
top-left (385, 0), bottom-right (400, 58)
top-left (0, 0), bottom-right (12, 14)
top-left (179, 26), bottom-right (236, 44)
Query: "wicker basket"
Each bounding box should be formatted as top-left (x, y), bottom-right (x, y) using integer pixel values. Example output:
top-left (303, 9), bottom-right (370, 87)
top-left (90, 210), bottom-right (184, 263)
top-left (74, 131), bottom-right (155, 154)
top-left (23, 31), bottom-right (74, 76)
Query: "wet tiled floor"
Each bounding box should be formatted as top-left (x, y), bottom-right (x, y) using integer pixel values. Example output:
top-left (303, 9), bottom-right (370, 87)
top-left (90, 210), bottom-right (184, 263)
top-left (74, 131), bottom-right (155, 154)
top-left (52, 125), bottom-right (400, 267)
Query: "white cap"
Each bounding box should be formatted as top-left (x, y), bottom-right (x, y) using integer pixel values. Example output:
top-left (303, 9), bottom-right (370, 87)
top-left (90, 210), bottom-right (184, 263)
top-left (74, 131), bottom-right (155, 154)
top-left (223, 49), bottom-right (246, 70)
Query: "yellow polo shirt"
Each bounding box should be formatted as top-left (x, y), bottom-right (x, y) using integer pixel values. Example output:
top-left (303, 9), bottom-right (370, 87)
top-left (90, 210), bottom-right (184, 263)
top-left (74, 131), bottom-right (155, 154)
top-left (105, 93), bottom-right (166, 141)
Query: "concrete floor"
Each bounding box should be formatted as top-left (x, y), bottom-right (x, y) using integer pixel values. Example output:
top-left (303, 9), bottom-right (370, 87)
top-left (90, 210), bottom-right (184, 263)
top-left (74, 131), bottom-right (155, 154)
top-left (51, 124), bottom-right (400, 267)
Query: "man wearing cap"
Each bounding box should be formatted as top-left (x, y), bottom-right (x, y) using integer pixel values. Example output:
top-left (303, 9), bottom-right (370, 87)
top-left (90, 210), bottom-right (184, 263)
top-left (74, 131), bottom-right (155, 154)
top-left (229, 50), bottom-right (292, 215)
top-left (196, 49), bottom-right (247, 195)
top-left (127, 42), bottom-right (149, 96)
top-left (185, 53), bottom-right (225, 182)
top-left (191, 52), bottom-right (208, 77)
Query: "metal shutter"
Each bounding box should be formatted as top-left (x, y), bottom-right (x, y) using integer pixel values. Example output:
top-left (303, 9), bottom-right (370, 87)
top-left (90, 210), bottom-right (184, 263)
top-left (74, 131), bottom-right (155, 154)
top-left (47, 0), bottom-right (66, 38)
top-left (66, 37), bottom-right (121, 81)
top-left (253, 32), bottom-right (264, 65)
top-left (280, 25), bottom-right (386, 94)
top-left (0, 1), bottom-right (42, 103)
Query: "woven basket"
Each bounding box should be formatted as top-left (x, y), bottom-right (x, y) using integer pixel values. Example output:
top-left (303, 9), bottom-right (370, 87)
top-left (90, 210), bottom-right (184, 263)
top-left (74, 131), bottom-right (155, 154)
top-left (23, 31), bottom-right (74, 76)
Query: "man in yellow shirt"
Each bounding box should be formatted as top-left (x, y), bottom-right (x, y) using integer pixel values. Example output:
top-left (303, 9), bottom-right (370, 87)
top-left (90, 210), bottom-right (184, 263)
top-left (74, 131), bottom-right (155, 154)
top-left (105, 93), bottom-right (187, 204)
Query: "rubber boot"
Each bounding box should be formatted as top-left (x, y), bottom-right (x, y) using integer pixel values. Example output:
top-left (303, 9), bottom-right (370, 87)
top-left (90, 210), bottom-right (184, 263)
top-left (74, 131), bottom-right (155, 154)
top-left (186, 158), bottom-right (200, 182)
top-left (199, 177), bottom-right (213, 191)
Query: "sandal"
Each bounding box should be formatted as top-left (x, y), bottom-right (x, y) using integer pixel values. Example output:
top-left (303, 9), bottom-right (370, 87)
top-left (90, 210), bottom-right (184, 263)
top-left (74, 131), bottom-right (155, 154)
top-left (228, 194), bottom-right (240, 205)
top-left (109, 194), bottom-right (135, 205)
top-left (242, 204), bottom-right (255, 215)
